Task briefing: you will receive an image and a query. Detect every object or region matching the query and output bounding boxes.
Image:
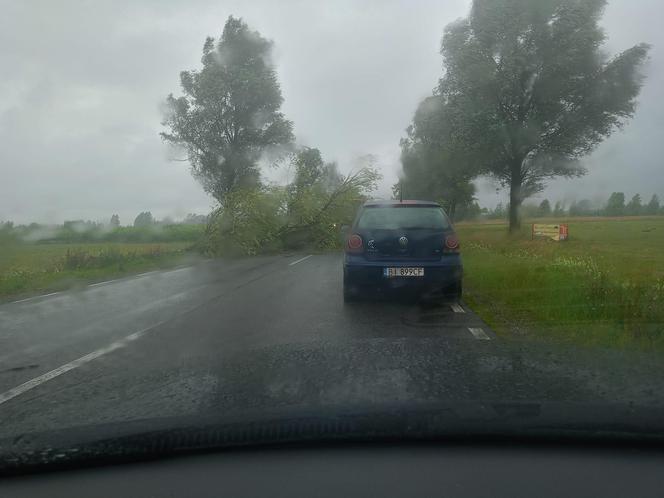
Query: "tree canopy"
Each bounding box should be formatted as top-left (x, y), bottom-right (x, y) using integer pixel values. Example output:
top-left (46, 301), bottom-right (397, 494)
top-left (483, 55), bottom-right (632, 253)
top-left (435, 0), bottom-right (650, 231)
top-left (204, 154), bottom-right (381, 255)
top-left (646, 194), bottom-right (660, 215)
top-left (605, 192), bottom-right (626, 216)
top-left (626, 193), bottom-right (643, 216)
top-left (538, 199), bottom-right (551, 217)
top-left (161, 16), bottom-right (294, 204)
top-left (397, 97), bottom-right (479, 220)
top-left (133, 212), bottom-right (154, 227)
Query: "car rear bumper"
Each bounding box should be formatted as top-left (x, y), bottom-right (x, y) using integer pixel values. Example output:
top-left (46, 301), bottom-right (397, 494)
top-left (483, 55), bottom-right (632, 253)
top-left (343, 254), bottom-right (462, 293)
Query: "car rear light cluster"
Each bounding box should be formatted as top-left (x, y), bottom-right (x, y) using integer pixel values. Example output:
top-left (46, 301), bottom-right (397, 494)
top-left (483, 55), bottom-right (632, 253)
top-left (346, 234), bottom-right (363, 253)
top-left (443, 234), bottom-right (460, 254)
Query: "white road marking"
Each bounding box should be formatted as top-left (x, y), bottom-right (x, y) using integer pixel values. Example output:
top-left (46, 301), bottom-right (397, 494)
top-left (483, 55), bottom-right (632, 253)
top-left (451, 303), bottom-right (465, 313)
top-left (289, 255), bottom-right (313, 266)
top-left (11, 292), bottom-right (61, 304)
top-left (0, 320), bottom-right (167, 406)
top-left (468, 327), bottom-right (490, 340)
top-left (165, 266), bottom-right (191, 274)
top-left (0, 283), bottom-right (216, 366)
top-left (9, 267), bottom-right (193, 301)
top-left (11, 297), bottom-right (37, 304)
top-left (89, 279), bottom-right (118, 287)
top-left (136, 270), bottom-right (159, 277)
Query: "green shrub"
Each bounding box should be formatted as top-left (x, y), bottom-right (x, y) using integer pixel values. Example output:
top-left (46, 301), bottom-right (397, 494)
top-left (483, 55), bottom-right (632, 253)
top-left (62, 247), bottom-right (167, 270)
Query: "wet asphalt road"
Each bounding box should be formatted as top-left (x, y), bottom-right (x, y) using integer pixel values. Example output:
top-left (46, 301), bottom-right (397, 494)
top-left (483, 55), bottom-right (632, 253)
top-left (1, 253), bottom-right (664, 439)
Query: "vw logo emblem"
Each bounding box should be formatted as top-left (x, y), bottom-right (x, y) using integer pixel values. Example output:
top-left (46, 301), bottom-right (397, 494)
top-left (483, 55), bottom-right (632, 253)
top-left (368, 239), bottom-right (376, 249)
top-left (398, 236), bottom-right (408, 247)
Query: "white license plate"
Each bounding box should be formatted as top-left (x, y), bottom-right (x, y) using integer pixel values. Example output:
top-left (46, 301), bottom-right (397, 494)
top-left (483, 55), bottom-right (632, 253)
top-left (383, 267), bottom-right (425, 278)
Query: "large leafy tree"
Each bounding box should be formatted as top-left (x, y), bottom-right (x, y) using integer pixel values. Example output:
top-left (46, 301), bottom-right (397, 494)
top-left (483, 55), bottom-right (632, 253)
top-left (439, 0), bottom-right (650, 231)
top-left (605, 192), bottom-right (625, 216)
top-left (538, 199), bottom-right (551, 217)
top-left (646, 194), bottom-right (660, 215)
top-left (289, 147), bottom-right (342, 195)
top-left (161, 16), bottom-right (294, 204)
top-left (398, 97), bottom-right (479, 220)
top-left (287, 147), bottom-right (344, 224)
top-left (626, 193), bottom-right (643, 216)
top-left (133, 212), bottom-right (154, 227)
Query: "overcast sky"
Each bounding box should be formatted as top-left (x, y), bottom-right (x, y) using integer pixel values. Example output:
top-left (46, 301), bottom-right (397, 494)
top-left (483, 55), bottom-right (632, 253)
top-left (0, 0), bottom-right (661, 224)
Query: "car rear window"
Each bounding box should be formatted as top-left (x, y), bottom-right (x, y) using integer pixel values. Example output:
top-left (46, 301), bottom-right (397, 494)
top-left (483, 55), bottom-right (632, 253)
top-left (357, 206), bottom-right (450, 230)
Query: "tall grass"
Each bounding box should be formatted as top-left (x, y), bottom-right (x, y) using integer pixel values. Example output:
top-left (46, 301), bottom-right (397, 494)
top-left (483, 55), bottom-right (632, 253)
top-left (0, 243), bottom-right (190, 299)
top-left (458, 220), bottom-right (664, 350)
top-left (62, 247), bottom-right (166, 270)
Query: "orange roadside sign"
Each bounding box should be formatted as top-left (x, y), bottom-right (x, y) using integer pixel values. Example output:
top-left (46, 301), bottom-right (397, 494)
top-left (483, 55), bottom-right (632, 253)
top-left (532, 223), bottom-right (568, 241)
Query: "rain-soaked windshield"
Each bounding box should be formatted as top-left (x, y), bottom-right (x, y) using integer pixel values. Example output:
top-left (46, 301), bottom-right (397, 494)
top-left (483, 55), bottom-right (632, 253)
top-left (1, 0), bottom-right (663, 470)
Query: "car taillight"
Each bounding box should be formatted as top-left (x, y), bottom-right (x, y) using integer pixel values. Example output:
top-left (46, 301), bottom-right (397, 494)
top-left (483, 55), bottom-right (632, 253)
top-left (443, 234), bottom-right (459, 253)
top-left (346, 234), bottom-right (363, 253)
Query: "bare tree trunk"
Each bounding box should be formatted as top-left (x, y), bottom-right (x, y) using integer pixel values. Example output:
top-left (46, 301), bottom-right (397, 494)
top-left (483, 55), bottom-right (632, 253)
top-left (509, 166), bottom-right (522, 234)
top-left (448, 200), bottom-right (457, 222)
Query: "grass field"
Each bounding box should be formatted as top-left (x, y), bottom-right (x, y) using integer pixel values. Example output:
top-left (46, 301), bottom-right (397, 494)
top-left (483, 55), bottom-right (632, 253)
top-left (456, 216), bottom-right (664, 351)
top-left (0, 242), bottom-right (193, 301)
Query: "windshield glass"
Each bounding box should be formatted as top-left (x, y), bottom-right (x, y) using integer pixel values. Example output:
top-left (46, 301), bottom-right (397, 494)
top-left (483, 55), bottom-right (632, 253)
top-left (357, 206), bottom-right (450, 230)
top-left (1, 0), bottom-right (663, 472)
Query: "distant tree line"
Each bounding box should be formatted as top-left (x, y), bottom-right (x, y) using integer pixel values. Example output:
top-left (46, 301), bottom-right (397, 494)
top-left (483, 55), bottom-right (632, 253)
top-left (0, 215), bottom-right (208, 245)
top-left (467, 192), bottom-right (663, 221)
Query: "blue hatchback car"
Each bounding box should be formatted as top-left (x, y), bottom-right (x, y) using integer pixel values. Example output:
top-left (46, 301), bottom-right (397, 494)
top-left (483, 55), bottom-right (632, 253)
top-left (343, 200), bottom-right (462, 303)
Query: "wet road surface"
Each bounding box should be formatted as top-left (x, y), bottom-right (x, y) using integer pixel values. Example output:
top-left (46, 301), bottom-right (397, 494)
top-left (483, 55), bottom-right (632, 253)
top-left (1, 253), bottom-right (663, 439)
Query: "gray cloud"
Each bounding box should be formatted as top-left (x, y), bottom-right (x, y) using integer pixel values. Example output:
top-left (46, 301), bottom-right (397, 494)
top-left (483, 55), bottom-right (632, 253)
top-left (0, 0), bottom-right (661, 223)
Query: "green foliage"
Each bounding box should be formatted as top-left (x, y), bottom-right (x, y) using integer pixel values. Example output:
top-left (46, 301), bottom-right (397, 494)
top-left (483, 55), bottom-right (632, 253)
top-left (161, 16), bottom-right (294, 204)
top-left (398, 96), bottom-right (478, 219)
top-left (110, 214), bottom-right (120, 227)
top-left (285, 164), bottom-right (379, 250)
top-left (646, 195), bottom-right (660, 215)
top-left (519, 203), bottom-right (541, 219)
top-left (605, 192), bottom-right (626, 216)
top-left (133, 211), bottom-right (154, 227)
top-left (486, 202), bottom-right (507, 220)
top-left (626, 193), bottom-right (643, 216)
top-left (0, 222), bottom-right (17, 245)
top-left (203, 186), bottom-right (288, 256)
top-left (553, 201), bottom-right (566, 217)
top-left (2, 223), bottom-right (204, 244)
top-left (568, 199), bottom-right (596, 217)
top-left (538, 199), bottom-right (551, 217)
top-left (436, 0), bottom-right (650, 231)
top-left (63, 247), bottom-right (166, 270)
top-left (0, 243), bottom-right (189, 299)
top-left (183, 213), bottom-right (209, 224)
top-left (458, 218), bottom-right (664, 350)
top-left (202, 159), bottom-right (381, 256)
top-left (291, 147), bottom-right (326, 191)
top-left (454, 201), bottom-right (485, 222)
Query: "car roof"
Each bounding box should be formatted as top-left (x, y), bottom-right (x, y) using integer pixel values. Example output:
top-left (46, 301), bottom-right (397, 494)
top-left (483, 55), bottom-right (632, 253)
top-left (362, 199), bottom-right (441, 207)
